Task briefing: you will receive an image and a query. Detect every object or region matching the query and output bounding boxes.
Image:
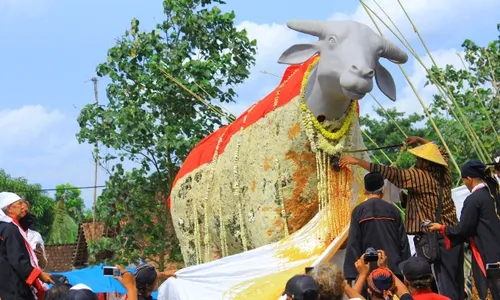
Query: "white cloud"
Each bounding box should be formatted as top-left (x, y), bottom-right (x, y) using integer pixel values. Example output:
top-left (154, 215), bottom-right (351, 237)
top-left (0, 105), bottom-right (64, 149)
top-left (0, 0), bottom-right (50, 20)
top-left (330, 0), bottom-right (500, 42)
top-left (0, 105), bottom-right (99, 207)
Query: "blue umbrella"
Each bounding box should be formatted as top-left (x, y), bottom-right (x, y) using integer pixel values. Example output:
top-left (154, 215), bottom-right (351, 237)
top-left (51, 264), bottom-right (158, 298)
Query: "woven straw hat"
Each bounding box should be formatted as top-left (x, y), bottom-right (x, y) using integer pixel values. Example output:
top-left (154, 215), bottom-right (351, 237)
top-left (408, 143), bottom-right (448, 166)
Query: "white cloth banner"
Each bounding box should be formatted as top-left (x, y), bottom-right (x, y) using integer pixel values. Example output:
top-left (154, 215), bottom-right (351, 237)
top-left (158, 185), bottom-right (471, 300)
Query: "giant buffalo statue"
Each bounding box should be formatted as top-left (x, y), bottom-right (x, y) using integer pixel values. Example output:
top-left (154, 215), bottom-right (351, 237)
top-left (168, 20), bottom-right (408, 266)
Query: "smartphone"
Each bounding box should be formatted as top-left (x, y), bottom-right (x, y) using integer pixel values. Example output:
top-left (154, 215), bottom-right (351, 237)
top-left (486, 263), bottom-right (500, 279)
top-left (103, 266), bottom-right (121, 277)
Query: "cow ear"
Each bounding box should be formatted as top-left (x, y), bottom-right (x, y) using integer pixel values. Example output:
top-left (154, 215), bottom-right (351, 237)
top-left (375, 61), bottom-right (397, 101)
top-left (278, 43), bottom-right (319, 65)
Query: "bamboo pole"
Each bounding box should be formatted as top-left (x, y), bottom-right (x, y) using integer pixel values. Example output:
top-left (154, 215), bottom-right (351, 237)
top-left (361, 130), bottom-right (394, 164)
top-left (395, 0), bottom-right (490, 161)
top-left (361, 1), bottom-right (488, 162)
top-left (90, 77), bottom-right (99, 241)
top-left (369, 93), bottom-right (408, 138)
top-left (360, 2), bottom-right (462, 176)
top-left (456, 53), bottom-right (499, 140)
top-left (483, 48), bottom-right (499, 98)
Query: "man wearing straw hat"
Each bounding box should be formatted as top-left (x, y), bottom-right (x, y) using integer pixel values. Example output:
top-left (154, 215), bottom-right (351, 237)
top-left (341, 136), bottom-right (464, 300)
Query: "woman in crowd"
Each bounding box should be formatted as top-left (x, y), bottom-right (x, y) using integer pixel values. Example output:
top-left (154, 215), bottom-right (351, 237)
top-left (429, 160), bottom-right (500, 299)
top-left (0, 192), bottom-right (54, 300)
top-left (133, 262), bottom-right (177, 300)
top-left (310, 262), bottom-right (353, 300)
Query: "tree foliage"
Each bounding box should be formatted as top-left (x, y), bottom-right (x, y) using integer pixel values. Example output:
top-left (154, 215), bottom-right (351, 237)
top-left (423, 24), bottom-right (500, 181)
top-left (360, 108), bottom-right (427, 169)
top-left (55, 183), bottom-right (90, 223)
top-left (77, 0), bottom-right (257, 269)
top-left (0, 170), bottom-right (54, 237)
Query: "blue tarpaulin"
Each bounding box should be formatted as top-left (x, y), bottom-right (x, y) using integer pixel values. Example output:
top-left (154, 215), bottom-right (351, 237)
top-left (50, 264), bottom-right (158, 299)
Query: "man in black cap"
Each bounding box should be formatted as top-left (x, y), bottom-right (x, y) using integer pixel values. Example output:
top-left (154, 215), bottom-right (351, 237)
top-left (344, 172), bottom-right (410, 284)
top-left (399, 256), bottom-right (450, 299)
top-left (282, 275), bottom-right (320, 300)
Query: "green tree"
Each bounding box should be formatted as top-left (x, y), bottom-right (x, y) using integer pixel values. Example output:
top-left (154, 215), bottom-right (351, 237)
top-left (76, 0), bottom-right (256, 270)
top-left (360, 107), bottom-right (427, 169)
top-left (46, 199), bottom-right (79, 245)
top-left (54, 183), bottom-right (90, 223)
top-left (0, 170), bottom-right (54, 237)
top-left (424, 24), bottom-right (500, 182)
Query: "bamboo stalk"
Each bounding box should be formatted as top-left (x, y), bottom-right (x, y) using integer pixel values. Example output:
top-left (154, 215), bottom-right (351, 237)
top-left (361, 0), bottom-right (489, 160)
top-left (361, 130), bottom-right (394, 164)
top-left (361, 3), bottom-right (462, 175)
top-left (369, 93), bottom-right (408, 138)
top-left (159, 67), bottom-right (236, 122)
top-left (395, 0), bottom-right (490, 161)
top-left (260, 70), bottom-right (280, 78)
top-left (483, 48), bottom-right (499, 97)
top-left (362, 1), bottom-right (485, 160)
top-left (456, 52), bottom-right (499, 140)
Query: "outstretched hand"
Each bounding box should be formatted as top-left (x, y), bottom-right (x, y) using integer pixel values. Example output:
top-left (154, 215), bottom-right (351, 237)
top-left (405, 136), bottom-right (428, 146)
top-left (159, 270), bottom-right (177, 280)
top-left (340, 156), bottom-right (359, 168)
top-left (377, 250), bottom-right (388, 269)
top-left (355, 254), bottom-right (370, 277)
top-left (114, 265), bottom-right (136, 292)
top-left (428, 223), bottom-right (442, 232)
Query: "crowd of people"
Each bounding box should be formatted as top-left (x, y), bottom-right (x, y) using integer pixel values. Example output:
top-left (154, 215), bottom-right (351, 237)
top-left (1, 136), bottom-right (500, 300)
top-left (280, 137), bottom-right (500, 300)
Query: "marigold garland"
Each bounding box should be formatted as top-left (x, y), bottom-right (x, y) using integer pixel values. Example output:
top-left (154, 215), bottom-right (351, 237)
top-left (299, 56), bottom-right (355, 241)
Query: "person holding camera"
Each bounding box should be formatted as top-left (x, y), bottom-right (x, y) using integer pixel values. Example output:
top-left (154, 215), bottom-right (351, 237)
top-left (428, 160), bottom-right (500, 299)
top-left (341, 136), bottom-right (464, 300)
top-left (353, 250), bottom-right (413, 300)
top-left (344, 172), bottom-right (410, 284)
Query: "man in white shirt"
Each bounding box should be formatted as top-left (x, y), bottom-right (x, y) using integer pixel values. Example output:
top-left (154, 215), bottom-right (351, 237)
top-left (19, 200), bottom-right (48, 269)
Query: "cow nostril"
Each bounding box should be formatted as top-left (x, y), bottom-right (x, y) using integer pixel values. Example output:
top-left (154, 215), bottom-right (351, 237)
top-left (366, 69), bottom-right (375, 78)
top-left (351, 65), bottom-right (358, 71)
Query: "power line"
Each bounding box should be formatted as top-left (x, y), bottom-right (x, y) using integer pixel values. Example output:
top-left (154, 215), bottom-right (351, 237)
top-left (4, 185), bottom-right (106, 193)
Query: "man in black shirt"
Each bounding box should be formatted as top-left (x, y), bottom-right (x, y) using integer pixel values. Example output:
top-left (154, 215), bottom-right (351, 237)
top-left (344, 172), bottom-right (411, 282)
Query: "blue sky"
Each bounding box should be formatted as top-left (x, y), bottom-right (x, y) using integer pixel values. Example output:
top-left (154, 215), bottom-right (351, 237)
top-left (1, 0), bottom-right (499, 207)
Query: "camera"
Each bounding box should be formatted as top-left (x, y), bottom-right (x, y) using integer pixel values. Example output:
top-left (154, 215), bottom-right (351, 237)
top-left (103, 266), bottom-right (121, 277)
top-left (364, 247), bottom-right (379, 263)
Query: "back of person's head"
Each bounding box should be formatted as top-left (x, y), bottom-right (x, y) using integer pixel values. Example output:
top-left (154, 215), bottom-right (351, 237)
top-left (46, 283), bottom-right (73, 300)
top-left (134, 263), bottom-right (158, 294)
top-left (63, 284), bottom-right (98, 300)
top-left (310, 263), bottom-right (344, 300)
top-left (366, 268), bottom-right (396, 299)
top-left (461, 160), bottom-right (500, 197)
top-left (364, 172), bottom-right (384, 197)
top-left (283, 274), bottom-right (320, 300)
top-left (398, 256), bottom-right (433, 291)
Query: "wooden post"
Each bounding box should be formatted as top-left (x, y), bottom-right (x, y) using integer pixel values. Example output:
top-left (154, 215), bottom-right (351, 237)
top-left (91, 77), bottom-right (99, 241)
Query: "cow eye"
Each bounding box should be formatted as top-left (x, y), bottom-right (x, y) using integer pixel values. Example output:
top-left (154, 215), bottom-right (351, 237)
top-left (328, 36), bottom-right (337, 44)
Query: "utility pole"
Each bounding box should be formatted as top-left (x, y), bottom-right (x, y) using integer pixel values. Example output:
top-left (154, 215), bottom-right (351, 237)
top-left (91, 77), bottom-right (99, 241)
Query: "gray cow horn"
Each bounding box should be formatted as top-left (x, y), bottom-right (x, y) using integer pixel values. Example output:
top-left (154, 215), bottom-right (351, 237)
top-left (381, 39), bottom-right (408, 64)
top-left (286, 20), bottom-right (323, 37)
